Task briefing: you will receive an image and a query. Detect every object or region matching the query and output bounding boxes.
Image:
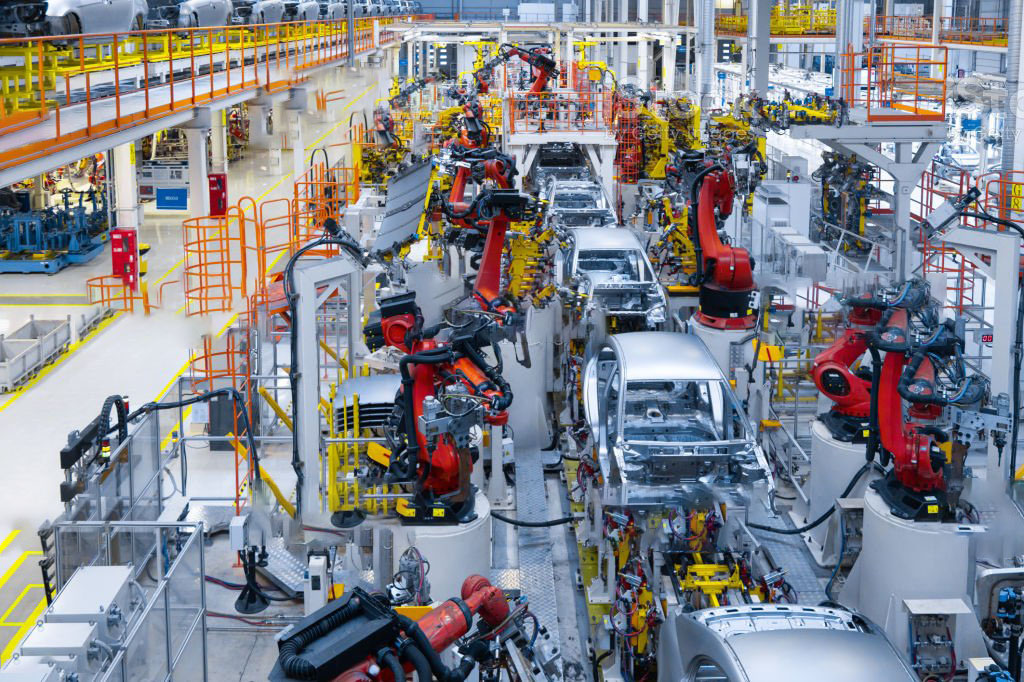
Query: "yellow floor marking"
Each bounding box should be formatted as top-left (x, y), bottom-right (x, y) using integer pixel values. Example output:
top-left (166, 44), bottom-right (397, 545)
top-left (0, 553), bottom-right (41, 593)
top-left (0, 312), bottom-right (123, 413)
top-left (0, 585), bottom-right (43, 625)
top-left (0, 598), bottom-right (45, 663)
top-left (0, 303), bottom-right (93, 307)
top-left (0, 532), bottom-right (18, 556)
top-left (0, 294), bottom-right (85, 298)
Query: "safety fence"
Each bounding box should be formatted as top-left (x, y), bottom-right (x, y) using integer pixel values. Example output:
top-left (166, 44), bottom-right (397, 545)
top-left (0, 14), bottom-right (425, 174)
top-left (837, 44), bottom-right (946, 123)
top-left (940, 16), bottom-right (1008, 46)
top-left (715, 7), bottom-right (836, 36)
top-left (506, 89), bottom-right (614, 134)
top-left (870, 15), bottom-right (933, 42)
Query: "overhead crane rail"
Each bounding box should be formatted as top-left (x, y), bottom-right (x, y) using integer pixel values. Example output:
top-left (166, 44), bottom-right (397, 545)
top-left (0, 14), bottom-right (430, 175)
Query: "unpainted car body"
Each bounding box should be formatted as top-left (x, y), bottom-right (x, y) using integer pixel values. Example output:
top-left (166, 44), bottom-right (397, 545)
top-left (282, 0), bottom-right (319, 20)
top-left (48, 0), bottom-right (148, 34)
top-left (560, 227), bottom-right (667, 329)
top-left (147, 0), bottom-right (232, 28)
top-left (544, 179), bottom-right (616, 228)
top-left (658, 603), bottom-right (918, 682)
top-left (0, 1), bottom-right (48, 37)
top-left (232, 0), bottom-right (285, 24)
top-left (583, 332), bottom-right (771, 507)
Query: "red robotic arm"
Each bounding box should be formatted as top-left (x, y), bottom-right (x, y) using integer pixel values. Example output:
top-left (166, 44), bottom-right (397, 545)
top-left (691, 166), bottom-right (757, 329)
top-left (472, 44), bottom-right (558, 96)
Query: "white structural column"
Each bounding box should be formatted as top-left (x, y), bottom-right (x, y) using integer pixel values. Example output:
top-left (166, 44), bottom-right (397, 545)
top-left (638, 0), bottom-right (647, 22)
top-left (288, 88), bottom-right (310, 176)
top-left (638, 38), bottom-right (649, 86)
top-left (210, 109), bottom-right (228, 174)
top-left (833, 0), bottom-right (864, 95)
top-left (696, 0), bottom-right (714, 105)
top-left (247, 103), bottom-right (270, 149)
top-left (112, 142), bottom-right (139, 231)
top-left (748, 0), bottom-right (770, 93)
top-left (1003, 0), bottom-right (1024, 170)
top-left (662, 36), bottom-right (676, 91)
top-left (184, 126), bottom-right (210, 218)
top-left (619, 0), bottom-right (629, 78)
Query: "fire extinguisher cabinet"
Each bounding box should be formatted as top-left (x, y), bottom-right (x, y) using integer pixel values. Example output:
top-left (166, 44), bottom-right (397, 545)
top-left (208, 173), bottom-right (228, 216)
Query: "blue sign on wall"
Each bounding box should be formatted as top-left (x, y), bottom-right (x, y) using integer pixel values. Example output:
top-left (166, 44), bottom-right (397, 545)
top-left (961, 118), bottom-right (982, 131)
top-left (717, 71), bottom-right (726, 80)
top-left (156, 187), bottom-right (188, 211)
top-left (824, 87), bottom-right (834, 97)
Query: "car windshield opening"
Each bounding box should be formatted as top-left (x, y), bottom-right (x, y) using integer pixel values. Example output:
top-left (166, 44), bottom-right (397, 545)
top-left (621, 379), bottom-right (749, 443)
top-left (576, 249), bottom-right (648, 280)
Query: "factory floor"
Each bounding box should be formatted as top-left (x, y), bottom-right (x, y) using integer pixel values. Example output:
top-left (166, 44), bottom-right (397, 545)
top-left (0, 62), bottom-right (391, 663)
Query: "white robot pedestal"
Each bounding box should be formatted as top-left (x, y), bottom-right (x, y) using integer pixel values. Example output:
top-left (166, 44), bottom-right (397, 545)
top-left (383, 491), bottom-right (493, 600)
top-left (689, 320), bottom-right (753, 377)
top-left (789, 419), bottom-right (877, 567)
top-left (840, 488), bottom-right (986, 661)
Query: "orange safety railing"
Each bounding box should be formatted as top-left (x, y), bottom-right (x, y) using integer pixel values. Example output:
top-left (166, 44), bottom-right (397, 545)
top-left (871, 15), bottom-right (933, 41)
top-left (976, 170), bottom-right (1024, 229)
top-left (940, 16), bottom-right (1008, 47)
top-left (0, 15), bottom-right (422, 175)
top-left (507, 90), bottom-right (614, 134)
top-left (183, 207), bottom-right (249, 316)
top-left (838, 44), bottom-right (946, 122)
top-left (188, 332), bottom-right (254, 512)
top-left (86, 274), bottom-right (151, 313)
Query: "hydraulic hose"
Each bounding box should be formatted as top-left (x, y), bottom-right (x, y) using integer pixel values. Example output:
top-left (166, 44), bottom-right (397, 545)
top-left (379, 649), bottom-right (406, 682)
top-left (491, 511), bottom-right (574, 527)
top-left (399, 641), bottom-right (432, 682)
top-left (395, 614), bottom-right (477, 682)
top-left (278, 596), bottom-right (363, 679)
top-left (866, 346), bottom-right (883, 465)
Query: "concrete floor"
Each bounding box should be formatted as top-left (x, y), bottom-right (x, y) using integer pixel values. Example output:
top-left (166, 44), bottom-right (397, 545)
top-left (0, 59), bottom-right (392, 665)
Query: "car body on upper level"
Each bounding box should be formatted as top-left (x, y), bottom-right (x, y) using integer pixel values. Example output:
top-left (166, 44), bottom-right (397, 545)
top-left (47, 0), bottom-right (148, 34)
top-left (657, 603), bottom-right (918, 682)
top-left (146, 0), bottom-right (232, 28)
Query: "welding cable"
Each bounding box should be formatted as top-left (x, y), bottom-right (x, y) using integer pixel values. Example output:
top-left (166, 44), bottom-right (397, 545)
top-left (395, 614), bottom-right (482, 682)
top-left (124, 388), bottom-right (262, 480)
top-left (592, 650), bottom-right (612, 682)
top-left (746, 462), bottom-right (879, 535)
top-left (490, 511), bottom-right (574, 527)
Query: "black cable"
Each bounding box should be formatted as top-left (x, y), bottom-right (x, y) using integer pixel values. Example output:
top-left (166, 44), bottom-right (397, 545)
top-left (491, 511), bottom-right (574, 527)
top-left (124, 388), bottom-right (262, 481)
top-left (592, 650), bottom-right (612, 682)
top-left (747, 462), bottom-right (877, 535)
top-left (283, 234), bottom-right (367, 515)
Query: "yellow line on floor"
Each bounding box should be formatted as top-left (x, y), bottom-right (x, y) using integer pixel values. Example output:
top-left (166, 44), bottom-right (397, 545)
top-left (0, 532), bottom-right (18, 556)
top-left (0, 584), bottom-right (42, 625)
top-left (0, 303), bottom-right (93, 307)
top-left (0, 598), bottom-right (45, 664)
top-left (0, 553), bottom-right (41, 593)
top-left (150, 80), bottom-right (376, 297)
top-left (0, 312), bottom-right (123, 413)
top-left (0, 294), bottom-right (85, 298)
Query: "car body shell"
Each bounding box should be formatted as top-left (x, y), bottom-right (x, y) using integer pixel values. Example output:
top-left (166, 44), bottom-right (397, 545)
top-left (560, 227), bottom-right (667, 325)
top-left (657, 604), bottom-right (918, 682)
top-left (582, 331), bottom-right (772, 507)
top-left (232, 0), bottom-right (285, 24)
top-left (48, 0), bottom-right (149, 34)
top-left (146, 0), bottom-right (232, 28)
top-left (283, 0), bottom-right (320, 20)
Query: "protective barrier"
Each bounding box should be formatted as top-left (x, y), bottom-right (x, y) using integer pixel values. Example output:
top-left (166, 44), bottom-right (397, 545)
top-left (182, 209), bottom-right (248, 316)
top-left (940, 16), bottom-right (1008, 47)
top-left (86, 274), bottom-right (150, 313)
top-left (0, 15), bottom-right (419, 174)
top-left (507, 89), bottom-right (614, 134)
top-left (838, 45), bottom-right (946, 122)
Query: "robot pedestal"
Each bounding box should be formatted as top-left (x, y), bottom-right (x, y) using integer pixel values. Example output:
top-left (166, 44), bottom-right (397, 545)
top-left (790, 419), bottom-right (876, 567)
top-left (690, 320), bottom-right (753, 376)
top-left (382, 491), bottom-right (493, 600)
top-left (840, 488), bottom-right (986, 660)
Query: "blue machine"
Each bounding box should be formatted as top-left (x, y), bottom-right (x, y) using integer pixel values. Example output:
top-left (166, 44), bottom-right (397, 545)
top-left (0, 188), bottom-right (109, 274)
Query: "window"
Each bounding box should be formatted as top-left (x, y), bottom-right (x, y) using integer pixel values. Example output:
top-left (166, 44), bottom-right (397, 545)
top-left (690, 658), bottom-right (730, 682)
top-left (575, 249), bottom-right (651, 281)
top-left (620, 380), bottom-right (750, 444)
